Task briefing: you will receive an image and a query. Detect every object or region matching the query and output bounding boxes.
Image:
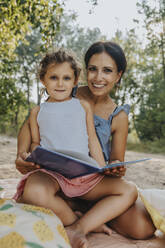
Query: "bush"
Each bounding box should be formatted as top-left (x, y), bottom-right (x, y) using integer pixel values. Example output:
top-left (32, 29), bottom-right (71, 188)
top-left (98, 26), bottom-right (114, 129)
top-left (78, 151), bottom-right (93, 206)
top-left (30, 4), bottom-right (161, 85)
top-left (127, 138), bottom-right (165, 154)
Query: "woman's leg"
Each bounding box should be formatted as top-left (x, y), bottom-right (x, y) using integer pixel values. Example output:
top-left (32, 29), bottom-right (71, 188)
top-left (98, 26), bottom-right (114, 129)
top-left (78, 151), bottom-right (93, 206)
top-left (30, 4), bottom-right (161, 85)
top-left (66, 177), bottom-right (137, 247)
top-left (20, 171), bottom-right (78, 226)
top-left (108, 198), bottom-right (156, 239)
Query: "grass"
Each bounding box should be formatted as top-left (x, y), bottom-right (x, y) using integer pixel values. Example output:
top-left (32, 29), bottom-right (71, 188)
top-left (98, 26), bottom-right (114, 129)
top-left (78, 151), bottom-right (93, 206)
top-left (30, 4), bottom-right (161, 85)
top-left (127, 139), bottom-right (165, 155)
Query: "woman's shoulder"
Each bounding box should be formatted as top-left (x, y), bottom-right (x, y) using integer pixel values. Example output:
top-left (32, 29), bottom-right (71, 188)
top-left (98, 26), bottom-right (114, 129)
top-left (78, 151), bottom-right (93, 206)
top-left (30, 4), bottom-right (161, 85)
top-left (112, 106), bottom-right (129, 130)
top-left (79, 98), bottom-right (92, 113)
top-left (113, 104), bottom-right (130, 117)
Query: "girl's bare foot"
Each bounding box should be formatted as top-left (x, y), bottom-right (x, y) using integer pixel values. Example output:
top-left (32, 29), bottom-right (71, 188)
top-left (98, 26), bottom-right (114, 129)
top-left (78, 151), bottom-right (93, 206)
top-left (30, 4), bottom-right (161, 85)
top-left (93, 223), bottom-right (112, 235)
top-left (75, 211), bottom-right (112, 235)
top-left (66, 224), bottom-right (88, 248)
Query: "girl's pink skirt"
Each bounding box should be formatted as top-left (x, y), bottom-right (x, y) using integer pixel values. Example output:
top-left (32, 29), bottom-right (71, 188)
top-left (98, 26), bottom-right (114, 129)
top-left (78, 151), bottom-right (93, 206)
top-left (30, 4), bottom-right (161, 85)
top-left (13, 169), bottom-right (104, 200)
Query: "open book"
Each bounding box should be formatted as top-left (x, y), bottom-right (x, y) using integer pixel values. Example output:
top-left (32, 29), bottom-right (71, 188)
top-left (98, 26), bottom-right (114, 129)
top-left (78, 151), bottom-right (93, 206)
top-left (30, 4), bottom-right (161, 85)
top-left (26, 146), bottom-right (150, 179)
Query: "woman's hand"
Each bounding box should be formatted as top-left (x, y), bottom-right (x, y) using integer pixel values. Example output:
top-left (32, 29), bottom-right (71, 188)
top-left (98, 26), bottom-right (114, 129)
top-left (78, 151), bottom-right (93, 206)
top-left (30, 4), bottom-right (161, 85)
top-left (15, 152), bottom-right (40, 174)
top-left (103, 160), bottom-right (126, 177)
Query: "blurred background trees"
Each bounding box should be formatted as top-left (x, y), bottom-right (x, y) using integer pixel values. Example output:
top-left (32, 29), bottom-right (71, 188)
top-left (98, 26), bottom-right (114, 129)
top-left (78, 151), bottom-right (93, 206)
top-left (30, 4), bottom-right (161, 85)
top-left (0, 0), bottom-right (165, 153)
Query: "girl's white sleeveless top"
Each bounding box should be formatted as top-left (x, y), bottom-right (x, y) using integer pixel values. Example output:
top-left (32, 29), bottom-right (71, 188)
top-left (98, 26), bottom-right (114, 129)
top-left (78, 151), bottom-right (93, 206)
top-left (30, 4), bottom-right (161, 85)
top-left (37, 98), bottom-right (89, 155)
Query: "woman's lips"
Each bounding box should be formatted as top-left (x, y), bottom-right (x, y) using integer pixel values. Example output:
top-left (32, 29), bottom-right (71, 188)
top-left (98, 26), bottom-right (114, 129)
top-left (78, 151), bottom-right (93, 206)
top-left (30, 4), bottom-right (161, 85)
top-left (92, 83), bottom-right (106, 88)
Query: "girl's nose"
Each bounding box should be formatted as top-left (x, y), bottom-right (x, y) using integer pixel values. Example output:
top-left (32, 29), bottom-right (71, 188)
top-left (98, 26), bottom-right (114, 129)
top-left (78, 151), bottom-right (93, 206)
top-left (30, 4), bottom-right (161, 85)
top-left (57, 79), bottom-right (63, 87)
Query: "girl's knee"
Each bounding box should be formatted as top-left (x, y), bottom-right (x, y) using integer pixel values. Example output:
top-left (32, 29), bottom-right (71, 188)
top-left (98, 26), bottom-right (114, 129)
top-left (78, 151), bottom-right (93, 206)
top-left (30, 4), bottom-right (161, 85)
top-left (23, 174), bottom-right (59, 205)
top-left (23, 181), bottom-right (47, 204)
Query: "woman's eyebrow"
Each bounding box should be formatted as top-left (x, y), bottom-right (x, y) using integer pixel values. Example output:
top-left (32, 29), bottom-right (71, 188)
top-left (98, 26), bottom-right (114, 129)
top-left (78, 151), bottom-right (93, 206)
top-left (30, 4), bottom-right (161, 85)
top-left (104, 65), bottom-right (113, 69)
top-left (88, 64), bottom-right (97, 67)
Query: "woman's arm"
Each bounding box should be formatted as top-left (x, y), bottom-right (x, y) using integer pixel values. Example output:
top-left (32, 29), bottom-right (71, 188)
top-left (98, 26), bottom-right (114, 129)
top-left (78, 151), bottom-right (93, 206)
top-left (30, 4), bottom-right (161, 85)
top-left (17, 118), bottom-right (31, 156)
top-left (110, 111), bottom-right (128, 162)
top-left (15, 110), bottom-right (40, 174)
top-left (80, 100), bottom-right (106, 167)
top-left (106, 111), bottom-right (128, 177)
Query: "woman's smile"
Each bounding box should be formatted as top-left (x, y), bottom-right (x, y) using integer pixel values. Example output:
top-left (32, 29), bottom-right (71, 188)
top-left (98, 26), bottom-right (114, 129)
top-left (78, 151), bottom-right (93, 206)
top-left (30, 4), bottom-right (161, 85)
top-left (92, 83), bottom-right (107, 88)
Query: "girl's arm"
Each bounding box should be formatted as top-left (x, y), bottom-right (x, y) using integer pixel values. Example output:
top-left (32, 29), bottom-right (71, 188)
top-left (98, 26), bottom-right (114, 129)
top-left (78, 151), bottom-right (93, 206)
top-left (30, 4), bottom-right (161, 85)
top-left (29, 106), bottom-right (40, 151)
top-left (80, 100), bottom-right (106, 167)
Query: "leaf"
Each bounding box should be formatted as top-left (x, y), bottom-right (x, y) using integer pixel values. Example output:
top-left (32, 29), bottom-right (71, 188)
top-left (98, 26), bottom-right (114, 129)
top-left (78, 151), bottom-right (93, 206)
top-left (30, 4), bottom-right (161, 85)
top-left (26, 241), bottom-right (45, 248)
top-left (0, 186), bottom-right (4, 191)
top-left (0, 204), bottom-right (13, 211)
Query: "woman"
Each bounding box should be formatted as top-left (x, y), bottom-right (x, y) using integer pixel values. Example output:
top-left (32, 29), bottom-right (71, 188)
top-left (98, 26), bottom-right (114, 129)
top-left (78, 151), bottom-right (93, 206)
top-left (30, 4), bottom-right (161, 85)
top-left (15, 41), bottom-right (155, 239)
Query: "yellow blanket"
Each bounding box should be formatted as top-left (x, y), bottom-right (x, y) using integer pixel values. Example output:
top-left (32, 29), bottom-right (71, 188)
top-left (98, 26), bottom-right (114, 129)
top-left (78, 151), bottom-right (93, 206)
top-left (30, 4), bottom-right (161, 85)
top-left (0, 198), bottom-right (71, 248)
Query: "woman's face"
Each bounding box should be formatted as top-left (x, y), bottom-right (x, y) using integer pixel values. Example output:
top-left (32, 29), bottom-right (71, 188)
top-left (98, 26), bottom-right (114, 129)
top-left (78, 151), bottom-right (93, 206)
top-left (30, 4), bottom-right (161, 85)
top-left (87, 52), bottom-right (122, 97)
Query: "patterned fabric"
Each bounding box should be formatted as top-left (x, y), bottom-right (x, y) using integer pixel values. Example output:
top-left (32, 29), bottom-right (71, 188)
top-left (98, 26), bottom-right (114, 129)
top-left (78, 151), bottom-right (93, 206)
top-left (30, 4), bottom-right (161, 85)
top-left (0, 198), bottom-right (71, 248)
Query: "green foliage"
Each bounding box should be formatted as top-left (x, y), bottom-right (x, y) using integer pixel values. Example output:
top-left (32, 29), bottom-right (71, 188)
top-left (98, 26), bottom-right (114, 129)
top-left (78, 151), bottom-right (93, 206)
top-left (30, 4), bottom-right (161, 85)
top-left (111, 29), bottom-right (143, 106)
top-left (0, 0), bottom-right (64, 136)
top-left (133, 0), bottom-right (165, 141)
top-left (127, 138), bottom-right (165, 155)
top-left (134, 74), bottom-right (165, 141)
top-left (0, 0), bottom-right (63, 59)
top-left (54, 11), bottom-right (106, 59)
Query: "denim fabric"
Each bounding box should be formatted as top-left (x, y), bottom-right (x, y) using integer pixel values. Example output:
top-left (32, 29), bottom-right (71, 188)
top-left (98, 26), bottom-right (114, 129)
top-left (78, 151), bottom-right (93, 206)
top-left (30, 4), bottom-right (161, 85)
top-left (94, 104), bottom-right (130, 162)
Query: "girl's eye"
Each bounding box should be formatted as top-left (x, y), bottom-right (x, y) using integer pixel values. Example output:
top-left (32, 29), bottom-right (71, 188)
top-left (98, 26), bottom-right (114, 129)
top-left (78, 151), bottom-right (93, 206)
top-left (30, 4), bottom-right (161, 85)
top-left (64, 76), bottom-right (71, 80)
top-left (88, 66), bottom-right (97, 72)
top-left (50, 76), bottom-right (57, 80)
top-left (103, 68), bottom-right (112, 73)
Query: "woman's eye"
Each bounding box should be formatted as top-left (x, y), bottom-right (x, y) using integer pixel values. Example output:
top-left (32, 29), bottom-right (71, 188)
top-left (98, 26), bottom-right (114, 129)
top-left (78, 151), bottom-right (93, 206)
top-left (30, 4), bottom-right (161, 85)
top-left (104, 68), bottom-right (112, 73)
top-left (88, 66), bottom-right (97, 72)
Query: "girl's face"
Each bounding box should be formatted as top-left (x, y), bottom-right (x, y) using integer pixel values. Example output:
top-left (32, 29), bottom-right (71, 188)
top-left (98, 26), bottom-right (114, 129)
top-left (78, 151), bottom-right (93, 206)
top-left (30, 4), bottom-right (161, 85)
top-left (87, 52), bottom-right (122, 97)
top-left (42, 62), bottom-right (77, 102)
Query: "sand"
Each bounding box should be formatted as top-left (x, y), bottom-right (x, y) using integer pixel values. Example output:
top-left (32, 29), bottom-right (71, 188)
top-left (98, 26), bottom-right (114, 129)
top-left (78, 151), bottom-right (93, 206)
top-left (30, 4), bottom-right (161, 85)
top-left (0, 134), bottom-right (165, 190)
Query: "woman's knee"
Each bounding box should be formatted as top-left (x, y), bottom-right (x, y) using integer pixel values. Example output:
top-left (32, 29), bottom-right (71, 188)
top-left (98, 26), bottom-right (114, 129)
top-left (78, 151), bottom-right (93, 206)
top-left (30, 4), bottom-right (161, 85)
top-left (109, 200), bottom-right (156, 239)
top-left (131, 220), bottom-right (155, 239)
top-left (124, 181), bottom-right (138, 203)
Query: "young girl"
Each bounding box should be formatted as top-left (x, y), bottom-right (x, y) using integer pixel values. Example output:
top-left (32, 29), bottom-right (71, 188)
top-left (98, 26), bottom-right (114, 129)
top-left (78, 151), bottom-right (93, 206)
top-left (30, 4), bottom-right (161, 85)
top-left (14, 49), bottom-right (138, 248)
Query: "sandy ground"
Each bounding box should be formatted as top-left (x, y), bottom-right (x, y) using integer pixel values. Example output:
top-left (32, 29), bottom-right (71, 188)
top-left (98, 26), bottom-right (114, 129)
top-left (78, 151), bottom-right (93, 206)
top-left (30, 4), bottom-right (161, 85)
top-left (0, 134), bottom-right (165, 190)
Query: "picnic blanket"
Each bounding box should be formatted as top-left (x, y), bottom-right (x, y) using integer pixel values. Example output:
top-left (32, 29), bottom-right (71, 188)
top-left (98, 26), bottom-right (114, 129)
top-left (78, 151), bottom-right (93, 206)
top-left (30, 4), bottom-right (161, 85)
top-left (0, 178), bottom-right (165, 248)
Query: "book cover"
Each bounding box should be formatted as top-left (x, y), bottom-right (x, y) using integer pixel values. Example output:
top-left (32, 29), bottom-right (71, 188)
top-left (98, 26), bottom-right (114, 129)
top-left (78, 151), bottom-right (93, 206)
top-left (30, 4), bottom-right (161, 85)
top-left (26, 146), bottom-right (150, 179)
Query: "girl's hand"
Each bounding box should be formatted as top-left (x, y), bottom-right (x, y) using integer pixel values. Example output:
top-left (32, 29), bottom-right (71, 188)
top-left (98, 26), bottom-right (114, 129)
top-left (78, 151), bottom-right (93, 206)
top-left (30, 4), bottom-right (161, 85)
top-left (15, 152), bottom-right (40, 174)
top-left (103, 160), bottom-right (126, 177)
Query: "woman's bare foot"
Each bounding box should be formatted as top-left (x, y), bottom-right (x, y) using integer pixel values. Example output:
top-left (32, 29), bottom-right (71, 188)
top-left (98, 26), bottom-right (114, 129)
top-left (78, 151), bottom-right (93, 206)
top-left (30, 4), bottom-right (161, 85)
top-left (66, 224), bottom-right (88, 248)
top-left (74, 211), bottom-right (112, 235)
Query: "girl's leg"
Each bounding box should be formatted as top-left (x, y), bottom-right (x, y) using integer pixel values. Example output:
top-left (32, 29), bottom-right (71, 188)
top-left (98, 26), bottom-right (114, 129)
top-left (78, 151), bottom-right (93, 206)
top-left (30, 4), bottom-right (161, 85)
top-left (20, 171), bottom-right (78, 226)
top-left (108, 198), bottom-right (156, 239)
top-left (66, 177), bottom-right (137, 247)
top-left (66, 195), bottom-right (155, 240)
